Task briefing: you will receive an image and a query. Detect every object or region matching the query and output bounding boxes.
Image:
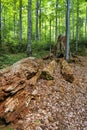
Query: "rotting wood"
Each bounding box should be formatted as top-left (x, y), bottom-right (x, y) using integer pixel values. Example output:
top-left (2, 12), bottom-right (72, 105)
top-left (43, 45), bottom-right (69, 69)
top-left (60, 59), bottom-right (79, 85)
top-left (40, 60), bottom-right (57, 80)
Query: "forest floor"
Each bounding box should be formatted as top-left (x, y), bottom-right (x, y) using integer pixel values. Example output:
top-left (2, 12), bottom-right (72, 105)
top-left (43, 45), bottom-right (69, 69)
top-left (0, 55), bottom-right (87, 130)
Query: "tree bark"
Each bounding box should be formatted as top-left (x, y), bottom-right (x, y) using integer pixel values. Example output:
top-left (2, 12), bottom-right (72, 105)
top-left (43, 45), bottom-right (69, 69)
top-left (19, 0), bottom-right (22, 43)
top-left (13, 0), bottom-right (16, 38)
top-left (27, 0), bottom-right (32, 56)
top-left (76, 0), bottom-right (79, 53)
top-left (39, 0), bottom-right (41, 40)
top-left (50, 19), bottom-right (52, 55)
top-left (55, 0), bottom-right (58, 42)
top-left (2, 7), bottom-right (6, 42)
top-left (66, 0), bottom-right (70, 62)
top-left (36, 0), bottom-right (39, 40)
top-left (72, 0), bottom-right (74, 40)
top-left (85, 6), bottom-right (87, 39)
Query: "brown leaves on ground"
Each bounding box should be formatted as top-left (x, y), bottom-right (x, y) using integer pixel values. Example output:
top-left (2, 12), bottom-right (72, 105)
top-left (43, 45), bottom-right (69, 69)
top-left (0, 56), bottom-right (87, 130)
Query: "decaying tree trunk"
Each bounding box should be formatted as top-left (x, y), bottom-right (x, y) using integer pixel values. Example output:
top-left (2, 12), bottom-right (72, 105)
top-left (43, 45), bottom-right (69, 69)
top-left (60, 59), bottom-right (74, 83)
top-left (40, 60), bottom-right (57, 80)
top-left (0, 57), bottom-right (57, 124)
top-left (60, 59), bottom-right (79, 85)
top-left (0, 57), bottom-right (80, 127)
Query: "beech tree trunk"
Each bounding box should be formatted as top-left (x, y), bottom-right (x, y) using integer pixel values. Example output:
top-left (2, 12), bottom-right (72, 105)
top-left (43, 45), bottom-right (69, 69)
top-left (2, 7), bottom-right (6, 41)
top-left (39, 0), bottom-right (41, 40)
top-left (19, 0), bottom-right (22, 43)
top-left (13, 0), bottom-right (16, 38)
top-left (66, 0), bottom-right (70, 61)
top-left (76, 0), bottom-right (79, 53)
top-left (45, 14), bottom-right (47, 41)
top-left (85, 6), bottom-right (87, 39)
top-left (27, 0), bottom-right (32, 56)
top-left (55, 0), bottom-right (58, 42)
top-left (59, 12), bottom-right (61, 34)
top-left (36, 0), bottom-right (39, 40)
top-left (72, 0), bottom-right (74, 39)
top-left (50, 19), bottom-right (52, 54)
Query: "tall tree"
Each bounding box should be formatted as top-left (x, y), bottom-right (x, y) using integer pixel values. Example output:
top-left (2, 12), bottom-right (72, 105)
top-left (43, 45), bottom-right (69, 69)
top-left (27, 0), bottom-right (32, 56)
top-left (39, 0), bottom-right (41, 40)
top-left (13, 0), bottom-right (16, 38)
top-left (19, 0), bottom-right (22, 43)
top-left (76, 0), bottom-right (79, 53)
top-left (58, 12), bottom-right (61, 34)
top-left (45, 17), bottom-right (47, 41)
top-left (50, 18), bottom-right (52, 54)
top-left (36, 0), bottom-right (39, 40)
top-left (72, 0), bottom-right (74, 39)
top-left (85, 6), bottom-right (87, 39)
top-left (66, 0), bottom-right (70, 61)
top-left (55, 0), bottom-right (58, 42)
top-left (2, 7), bottom-right (6, 41)
top-left (0, 0), bottom-right (2, 44)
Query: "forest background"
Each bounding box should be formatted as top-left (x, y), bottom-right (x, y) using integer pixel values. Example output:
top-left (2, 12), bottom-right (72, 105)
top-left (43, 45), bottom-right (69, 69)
top-left (0, 0), bottom-right (87, 69)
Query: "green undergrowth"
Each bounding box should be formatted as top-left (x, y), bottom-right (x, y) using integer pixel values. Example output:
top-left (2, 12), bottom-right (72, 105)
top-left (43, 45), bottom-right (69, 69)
top-left (0, 40), bottom-right (52, 69)
top-left (1, 38), bottom-right (87, 70)
top-left (0, 51), bottom-right (49, 70)
top-left (0, 53), bottom-right (26, 69)
top-left (70, 39), bottom-right (87, 56)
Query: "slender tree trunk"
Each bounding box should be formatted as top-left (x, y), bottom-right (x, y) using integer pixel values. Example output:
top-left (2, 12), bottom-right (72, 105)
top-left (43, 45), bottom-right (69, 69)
top-left (0, 0), bottom-right (2, 44)
top-left (50, 19), bottom-right (52, 54)
top-left (39, 0), bottom-right (41, 40)
top-left (72, 0), bottom-right (74, 39)
top-left (59, 12), bottom-right (60, 34)
top-left (2, 7), bottom-right (5, 42)
top-left (19, 0), bottom-right (22, 43)
top-left (53, 20), bottom-right (55, 41)
top-left (13, 0), bottom-right (16, 38)
top-left (62, 2), bottom-right (66, 35)
top-left (76, 0), bottom-right (79, 53)
top-left (55, 0), bottom-right (58, 42)
top-left (3, 8), bottom-right (6, 38)
top-left (27, 0), bottom-right (32, 56)
top-left (66, 0), bottom-right (70, 61)
top-left (36, 0), bottom-right (39, 40)
top-left (45, 20), bottom-right (46, 41)
top-left (85, 6), bottom-right (87, 39)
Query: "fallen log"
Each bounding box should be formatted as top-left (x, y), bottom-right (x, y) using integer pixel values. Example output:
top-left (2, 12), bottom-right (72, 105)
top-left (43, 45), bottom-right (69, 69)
top-left (60, 59), bottom-right (79, 84)
top-left (0, 57), bottom-right (57, 124)
top-left (0, 57), bottom-right (44, 100)
top-left (40, 60), bottom-right (57, 80)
